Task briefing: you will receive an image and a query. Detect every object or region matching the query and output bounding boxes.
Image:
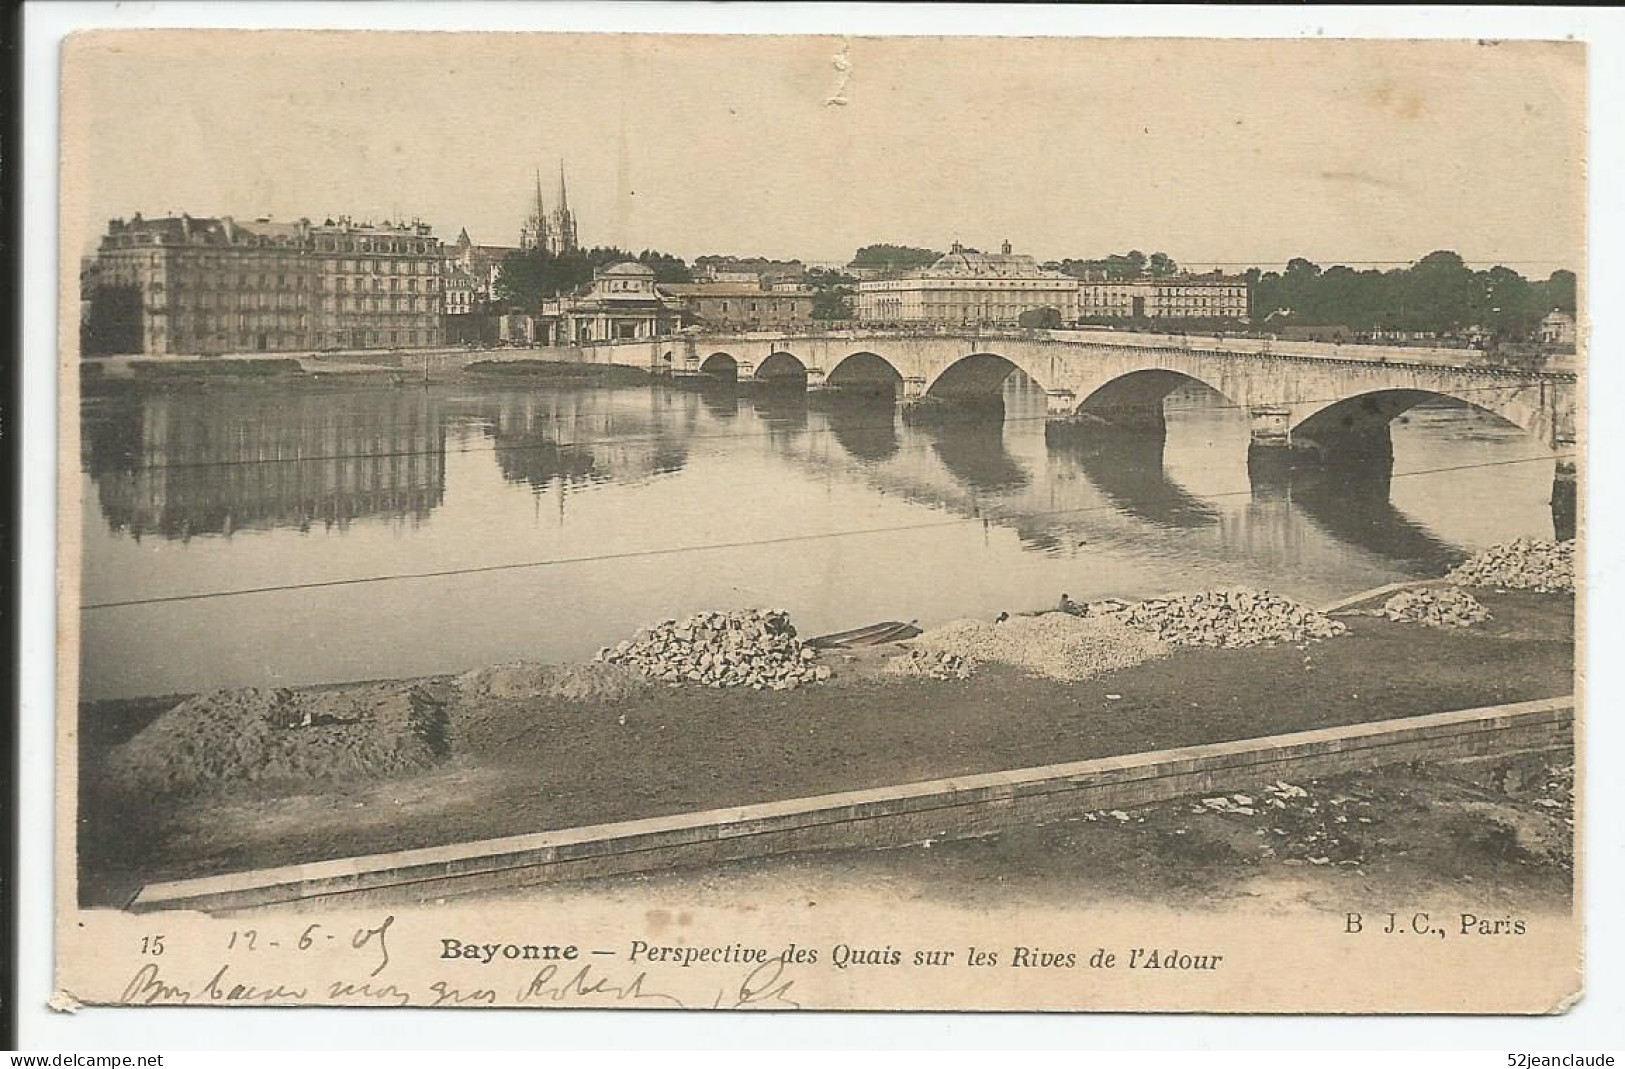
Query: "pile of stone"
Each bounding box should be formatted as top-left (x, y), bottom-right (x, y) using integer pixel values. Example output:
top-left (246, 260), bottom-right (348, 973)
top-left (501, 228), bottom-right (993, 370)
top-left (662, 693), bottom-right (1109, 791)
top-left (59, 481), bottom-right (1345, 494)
top-left (596, 609), bottom-right (829, 690)
top-left (1446, 538), bottom-right (1575, 593)
top-left (1377, 587), bottom-right (1492, 628)
top-left (908, 612), bottom-right (1169, 683)
top-left (882, 648), bottom-right (977, 681)
top-left (1091, 589), bottom-right (1347, 649)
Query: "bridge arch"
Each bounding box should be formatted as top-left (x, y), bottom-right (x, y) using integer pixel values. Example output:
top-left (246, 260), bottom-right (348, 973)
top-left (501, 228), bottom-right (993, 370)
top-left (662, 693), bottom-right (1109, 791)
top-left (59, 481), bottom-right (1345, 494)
top-left (1069, 368), bottom-right (1236, 433)
top-left (925, 352), bottom-right (1046, 400)
top-left (755, 351), bottom-right (808, 385)
top-left (826, 351), bottom-right (904, 397)
top-left (1289, 387), bottom-right (1548, 471)
top-left (699, 351), bottom-right (738, 382)
top-left (1293, 387), bottom-right (1541, 443)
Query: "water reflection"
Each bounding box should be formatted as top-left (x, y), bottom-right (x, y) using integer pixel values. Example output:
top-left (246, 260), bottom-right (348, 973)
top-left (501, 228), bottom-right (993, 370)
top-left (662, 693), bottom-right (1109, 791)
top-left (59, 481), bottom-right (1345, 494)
top-left (1254, 464), bottom-right (1463, 573)
top-left (80, 381), bottom-right (1564, 699)
top-left (696, 386), bottom-right (741, 423)
top-left (819, 395), bottom-right (900, 464)
top-left (479, 391), bottom-right (688, 496)
top-left (82, 390), bottom-right (445, 540)
top-left (748, 386), bottom-right (811, 438)
top-left (1046, 431), bottom-right (1219, 531)
top-left (915, 413), bottom-right (1031, 495)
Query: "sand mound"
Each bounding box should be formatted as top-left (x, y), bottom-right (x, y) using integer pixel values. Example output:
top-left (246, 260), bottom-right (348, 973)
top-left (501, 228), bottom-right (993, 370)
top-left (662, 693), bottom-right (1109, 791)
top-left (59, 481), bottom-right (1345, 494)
top-left (103, 683), bottom-right (451, 799)
top-left (457, 661), bottom-right (650, 703)
top-left (911, 612), bottom-right (1169, 682)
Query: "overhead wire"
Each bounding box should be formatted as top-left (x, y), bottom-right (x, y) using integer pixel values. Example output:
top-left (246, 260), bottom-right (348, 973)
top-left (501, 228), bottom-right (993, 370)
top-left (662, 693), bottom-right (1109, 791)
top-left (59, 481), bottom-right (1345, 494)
top-left (79, 451), bottom-right (1573, 612)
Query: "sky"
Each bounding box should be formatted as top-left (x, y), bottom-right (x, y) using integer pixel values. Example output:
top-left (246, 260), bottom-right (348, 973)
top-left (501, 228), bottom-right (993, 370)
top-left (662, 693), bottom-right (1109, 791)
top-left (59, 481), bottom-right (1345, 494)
top-left (61, 32), bottom-right (1586, 273)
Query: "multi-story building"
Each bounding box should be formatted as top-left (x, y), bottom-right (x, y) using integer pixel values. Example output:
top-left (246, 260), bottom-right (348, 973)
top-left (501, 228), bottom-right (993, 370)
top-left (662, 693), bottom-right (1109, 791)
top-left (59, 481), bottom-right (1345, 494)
top-left (1078, 273), bottom-right (1250, 321)
top-left (1077, 279), bottom-right (1154, 319)
top-left (85, 213), bottom-right (446, 355)
top-left (658, 282), bottom-right (817, 330)
top-left (855, 241), bottom-right (1081, 326)
top-left (442, 270), bottom-right (478, 317)
top-left (1147, 273), bottom-right (1250, 320)
top-left (445, 228), bottom-right (519, 304)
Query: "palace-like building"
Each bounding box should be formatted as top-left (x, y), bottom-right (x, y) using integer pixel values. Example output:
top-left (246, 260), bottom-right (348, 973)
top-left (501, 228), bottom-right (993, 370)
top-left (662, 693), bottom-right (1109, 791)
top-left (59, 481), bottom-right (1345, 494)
top-left (84, 213), bottom-right (445, 355)
top-left (855, 241), bottom-right (1081, 326)
top-left (542, 261), bottom-right (682, 343)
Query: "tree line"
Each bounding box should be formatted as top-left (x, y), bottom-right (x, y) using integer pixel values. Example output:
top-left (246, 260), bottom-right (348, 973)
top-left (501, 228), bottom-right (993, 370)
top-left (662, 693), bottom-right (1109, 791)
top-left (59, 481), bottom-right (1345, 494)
top-left (489, 242), bottom-right (1577, 339)
top-left (495, 246), bottom-right (692, 307)
top-left (1246, 252), bottom-right (1576, 340)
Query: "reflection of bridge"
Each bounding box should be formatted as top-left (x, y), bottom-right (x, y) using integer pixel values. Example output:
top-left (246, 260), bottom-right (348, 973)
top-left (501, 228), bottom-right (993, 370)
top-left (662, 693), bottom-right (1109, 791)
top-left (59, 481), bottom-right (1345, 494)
top-left (756, 393), bottom-right (1475, 573)
top-left (560, 329), bottom-right (1575, 479)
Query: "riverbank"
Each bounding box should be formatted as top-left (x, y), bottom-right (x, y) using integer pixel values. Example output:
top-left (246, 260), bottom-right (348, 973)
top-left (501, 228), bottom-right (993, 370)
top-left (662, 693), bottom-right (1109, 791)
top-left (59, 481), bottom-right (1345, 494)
top-left (80, 354), bottom-right (656, 392)
top-left (77, 587), bottom-right (1573, 907)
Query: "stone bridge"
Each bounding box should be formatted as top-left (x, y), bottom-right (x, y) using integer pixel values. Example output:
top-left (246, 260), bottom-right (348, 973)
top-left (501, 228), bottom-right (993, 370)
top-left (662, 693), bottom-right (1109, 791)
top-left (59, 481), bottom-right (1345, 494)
top-left (565, 328), bottom-right (1577, 472)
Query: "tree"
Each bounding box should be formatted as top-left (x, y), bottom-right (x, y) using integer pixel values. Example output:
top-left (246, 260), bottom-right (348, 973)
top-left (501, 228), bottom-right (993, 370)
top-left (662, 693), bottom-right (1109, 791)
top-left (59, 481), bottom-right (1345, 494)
top-left (636, 249), bottom-right (693, 284)
top-left (495, 245), bottom-right (692, 308)
top-left (849, 244), bottom-right (941, 272)
top-left (1542, 269), bottom-right (1577, 313)
top-left (806, 266), bottom-right (856, 288)
top-left (81, 284), bottom-right (144, 355)
top-left (811, 286), bottom-right (855, 320)
top-left (1148, 252), bottom-right (1178, 277)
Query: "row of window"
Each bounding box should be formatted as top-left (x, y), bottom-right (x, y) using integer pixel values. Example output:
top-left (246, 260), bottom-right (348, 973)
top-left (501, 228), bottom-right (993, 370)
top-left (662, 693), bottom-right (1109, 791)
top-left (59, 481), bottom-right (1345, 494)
top-left (167, 329), bottom-right (443, 350)
top-left (863, 280), bottom-right (1077, 290)
top-left (168, 272), bottom-right (443, 292)
top-left (169, 312), bottom-right (443, 331)
top-left (698, 300), bottom-right (811, 314)
top-left (170, 293), bottom-right (441, 313)
top-left (108, 235), bottom-right (440, 256)
top-left (102, 251), bottom-right (442, 274)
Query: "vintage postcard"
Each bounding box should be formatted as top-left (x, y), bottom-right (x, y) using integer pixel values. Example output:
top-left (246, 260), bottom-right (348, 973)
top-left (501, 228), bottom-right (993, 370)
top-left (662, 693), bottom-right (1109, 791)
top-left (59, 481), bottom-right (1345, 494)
top-left (56, 30), bottom-right (1584, 1013)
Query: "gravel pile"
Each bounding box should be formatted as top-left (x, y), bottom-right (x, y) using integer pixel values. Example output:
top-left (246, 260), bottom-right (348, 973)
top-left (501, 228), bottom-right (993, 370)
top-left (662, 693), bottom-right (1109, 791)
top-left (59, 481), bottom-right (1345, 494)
top-left (596, 609), bottom-right (829, 690)
top-left (1092, 589), bottom-right (1347, 649)
top-left (1446, 538), bottom-right (1575, 593)
top-left (1377, 587), bottom-right (1492, 628)
top-left (882, 648), bottom-right (976, 681)
top-left (909, 612), bottom-right (1169, 682)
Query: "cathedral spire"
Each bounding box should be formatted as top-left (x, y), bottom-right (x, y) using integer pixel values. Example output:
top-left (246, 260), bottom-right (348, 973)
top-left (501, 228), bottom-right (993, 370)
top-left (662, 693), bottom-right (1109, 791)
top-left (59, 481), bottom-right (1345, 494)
top-left (557, 160), bottom-right (570, 213)
top-left (534, 169), bottom-right (547, 224)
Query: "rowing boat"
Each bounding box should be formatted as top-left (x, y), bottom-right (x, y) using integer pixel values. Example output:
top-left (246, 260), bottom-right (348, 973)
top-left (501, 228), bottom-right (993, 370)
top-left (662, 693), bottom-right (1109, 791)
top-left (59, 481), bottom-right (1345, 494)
top-left (805, 620), bottom-right (922, 649)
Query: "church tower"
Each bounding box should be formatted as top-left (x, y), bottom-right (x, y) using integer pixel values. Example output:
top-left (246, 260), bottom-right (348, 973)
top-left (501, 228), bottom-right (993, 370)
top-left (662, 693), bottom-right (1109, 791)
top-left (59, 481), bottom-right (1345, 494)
top-left (549, 161), bottom-right (579, 255)
top-left (519, 169), bottom-right (552, 252)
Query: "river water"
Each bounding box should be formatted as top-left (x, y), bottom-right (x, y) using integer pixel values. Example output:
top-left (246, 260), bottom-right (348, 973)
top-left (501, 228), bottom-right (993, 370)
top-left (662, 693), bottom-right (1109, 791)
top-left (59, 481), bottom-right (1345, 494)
top-left (77, 374), bottom-right (1561, 700)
